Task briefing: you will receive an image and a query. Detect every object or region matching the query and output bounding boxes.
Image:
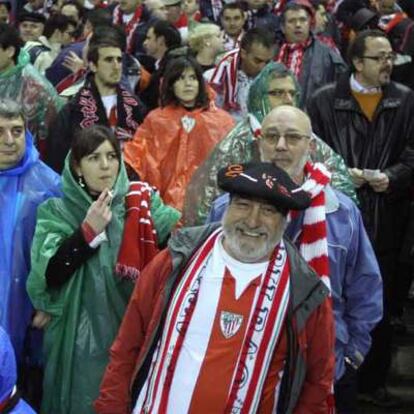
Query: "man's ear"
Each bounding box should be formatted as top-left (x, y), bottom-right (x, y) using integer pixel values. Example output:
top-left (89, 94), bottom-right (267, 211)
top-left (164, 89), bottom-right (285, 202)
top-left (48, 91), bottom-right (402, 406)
top-left (89, 60), bottom-right (97, 73)
top-left (158, 35), bottom-right (166, 49)
top-left (352, 57), bottom-right (363, 73)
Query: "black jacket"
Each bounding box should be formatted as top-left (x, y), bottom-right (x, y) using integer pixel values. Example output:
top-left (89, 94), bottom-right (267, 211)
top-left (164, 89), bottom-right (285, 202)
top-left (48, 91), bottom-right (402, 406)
top-left (45, 76), bottom-right (146, 173)
top-left (280, 37), bottom-right (347, 108)
top-left (307, 74), bottom-right (414, 252)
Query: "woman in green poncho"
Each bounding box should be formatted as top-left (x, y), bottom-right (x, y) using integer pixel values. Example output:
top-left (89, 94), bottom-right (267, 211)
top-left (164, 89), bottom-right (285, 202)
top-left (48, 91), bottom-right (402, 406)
top-left (27, 126), bottom-right (180, 414)
top-left (182, 61), bottom-right (357, 225)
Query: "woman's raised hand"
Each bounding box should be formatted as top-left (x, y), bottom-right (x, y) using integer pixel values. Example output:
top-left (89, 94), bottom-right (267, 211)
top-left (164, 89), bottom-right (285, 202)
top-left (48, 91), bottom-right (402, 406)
top-left (84, 189), bottom-right (113, 234)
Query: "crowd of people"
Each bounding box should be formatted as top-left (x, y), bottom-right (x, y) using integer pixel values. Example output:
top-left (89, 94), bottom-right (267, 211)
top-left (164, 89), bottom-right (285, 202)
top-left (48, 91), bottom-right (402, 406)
top-left (1, 0), bottom-right (414, 413)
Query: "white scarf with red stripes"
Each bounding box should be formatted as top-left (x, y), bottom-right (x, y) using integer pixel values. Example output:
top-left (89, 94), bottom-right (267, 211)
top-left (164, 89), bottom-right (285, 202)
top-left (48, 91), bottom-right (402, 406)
top-left (294, 162), bottom-right (335, 413)
top-left (293, 161), bottom-right (331, 291)
top-left (134, 228), bottom-right (291, 413)
top-left (277, 38), bottom-right (312, 79)
top-left (209, 49), bottom-right (241, 110)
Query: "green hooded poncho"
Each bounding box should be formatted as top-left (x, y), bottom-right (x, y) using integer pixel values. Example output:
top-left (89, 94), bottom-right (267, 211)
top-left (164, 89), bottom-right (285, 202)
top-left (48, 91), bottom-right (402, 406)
top-left (27, 155), bottom-right (180, 414)
top-left (182, 62), bottom-right (357, 225)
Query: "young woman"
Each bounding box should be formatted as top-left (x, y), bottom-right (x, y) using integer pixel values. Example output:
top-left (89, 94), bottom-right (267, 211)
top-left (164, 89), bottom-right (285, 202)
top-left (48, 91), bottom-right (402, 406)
top-left (27, 125), bottom-right (179, 414)
top-left (124, 56), bottom-right (234, 212)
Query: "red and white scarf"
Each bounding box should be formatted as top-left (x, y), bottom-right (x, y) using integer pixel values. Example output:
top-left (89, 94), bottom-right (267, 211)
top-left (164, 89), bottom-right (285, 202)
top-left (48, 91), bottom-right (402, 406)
top-left (277, 38), bottom-right (312, 79)
top-left (223, 31), bottom-right (243, 52)
top-left (112, 5), bottom-right (143, 53)
top-left (293, 161), bottom-right (331, 291)
top-left (209, 49), bottom-right (241, 110)
top-left (293, 162), bottom-right (335, 413)
top-left (115, 181), bottom-right (158, 280)
top-left (136, 228), bottom-right (291, 413)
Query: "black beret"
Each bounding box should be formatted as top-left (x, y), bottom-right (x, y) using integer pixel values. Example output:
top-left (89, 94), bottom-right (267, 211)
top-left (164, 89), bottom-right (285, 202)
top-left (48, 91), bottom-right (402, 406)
top-left (218, 162), bottom-right (311, 212)
top-left (18, 12), bottom-right (47, 24)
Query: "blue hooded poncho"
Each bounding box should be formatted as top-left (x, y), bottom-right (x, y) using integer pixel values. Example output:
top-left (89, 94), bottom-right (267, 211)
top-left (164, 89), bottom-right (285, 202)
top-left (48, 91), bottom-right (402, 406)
top-left (0, 131), bottom-right (61, 362)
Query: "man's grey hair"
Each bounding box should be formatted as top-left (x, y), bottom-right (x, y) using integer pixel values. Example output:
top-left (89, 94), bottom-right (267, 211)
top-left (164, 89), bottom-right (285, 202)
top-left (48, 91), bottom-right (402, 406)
top-left (0, 99), bottom-right (25, 120)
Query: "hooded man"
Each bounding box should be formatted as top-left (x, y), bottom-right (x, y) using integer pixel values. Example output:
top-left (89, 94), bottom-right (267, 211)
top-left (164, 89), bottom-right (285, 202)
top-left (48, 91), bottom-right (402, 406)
top-left (0, 98), bottom-right (61, 365)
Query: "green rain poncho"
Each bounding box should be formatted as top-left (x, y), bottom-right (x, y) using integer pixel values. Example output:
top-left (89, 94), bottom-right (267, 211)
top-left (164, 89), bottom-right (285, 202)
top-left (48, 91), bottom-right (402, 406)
top-left (27, 155), bottom-right (180, 414)
top-left (183, 62), bottom-right (357, 225)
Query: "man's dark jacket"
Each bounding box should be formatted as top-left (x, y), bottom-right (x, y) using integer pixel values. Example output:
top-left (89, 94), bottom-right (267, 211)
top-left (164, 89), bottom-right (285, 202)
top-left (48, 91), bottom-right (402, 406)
top-left (307, 73), bottom-right (414, 253)
top-left (293, 37), bottom-right (347, 108)
top-left (45, 76), bottom-right (146, 173)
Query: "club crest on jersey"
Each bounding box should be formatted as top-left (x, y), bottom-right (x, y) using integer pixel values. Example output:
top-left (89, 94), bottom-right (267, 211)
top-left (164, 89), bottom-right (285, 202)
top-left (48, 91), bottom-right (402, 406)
top-left (220, 311), bottom-right (243, 339)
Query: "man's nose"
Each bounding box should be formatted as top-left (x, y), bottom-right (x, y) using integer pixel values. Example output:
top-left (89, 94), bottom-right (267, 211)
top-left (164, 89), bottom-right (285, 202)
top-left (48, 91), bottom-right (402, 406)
top-left (283, 93), bottom-right (294, 105)
top-left (4, 130), bottom-right (14, 145)
top-left (276, 135), bottom-right (288, 150)
top-left (246, 204), bottom-right (261, 228)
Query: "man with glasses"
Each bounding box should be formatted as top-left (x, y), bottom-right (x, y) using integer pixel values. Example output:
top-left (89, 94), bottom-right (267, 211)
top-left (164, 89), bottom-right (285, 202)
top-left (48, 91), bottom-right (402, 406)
top-left (205, 105), bottom-right (383, 414)
top-left (308, 29), bottom-right (414, 408)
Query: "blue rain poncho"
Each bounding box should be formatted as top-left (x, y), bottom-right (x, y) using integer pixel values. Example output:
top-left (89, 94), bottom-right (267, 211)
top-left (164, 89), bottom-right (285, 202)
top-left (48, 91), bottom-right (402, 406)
top-left (0, 131), bottom-right (61, 362)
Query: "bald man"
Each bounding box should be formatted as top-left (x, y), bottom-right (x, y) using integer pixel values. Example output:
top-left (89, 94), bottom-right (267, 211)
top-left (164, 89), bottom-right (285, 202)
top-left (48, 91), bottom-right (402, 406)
top-left (208, 105), bottom-right (383, 414)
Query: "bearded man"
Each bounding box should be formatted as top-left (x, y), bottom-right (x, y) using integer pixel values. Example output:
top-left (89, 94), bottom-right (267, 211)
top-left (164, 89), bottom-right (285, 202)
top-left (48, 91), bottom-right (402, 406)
top-left (207, 105), bottom-right (383, 413)
top-left (95, 162), bottom-right (335, 414)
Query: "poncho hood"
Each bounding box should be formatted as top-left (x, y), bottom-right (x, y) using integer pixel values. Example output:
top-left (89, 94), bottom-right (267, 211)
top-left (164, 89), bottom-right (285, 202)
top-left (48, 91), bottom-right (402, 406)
top-left (61, 149), bottom-right (129, 214)
top-left (0, 130), bottom-right (38, 177)
top-left (247, 61), bottom-right (300, 123)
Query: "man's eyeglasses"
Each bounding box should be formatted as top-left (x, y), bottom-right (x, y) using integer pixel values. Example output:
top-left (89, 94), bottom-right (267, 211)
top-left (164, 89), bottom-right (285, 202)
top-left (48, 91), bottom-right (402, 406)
top-left (361, 52), bottom-right (397, 63)
top-left (261, 132), bottom-right (310, 146)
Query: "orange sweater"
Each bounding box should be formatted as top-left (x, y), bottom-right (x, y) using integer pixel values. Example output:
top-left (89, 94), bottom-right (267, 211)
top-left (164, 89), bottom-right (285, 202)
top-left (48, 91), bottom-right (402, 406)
top-left (352, 90), bottom-right (383, 121)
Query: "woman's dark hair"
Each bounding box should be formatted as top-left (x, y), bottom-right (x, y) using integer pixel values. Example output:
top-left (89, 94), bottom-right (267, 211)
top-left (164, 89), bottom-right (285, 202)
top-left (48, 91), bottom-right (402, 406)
top-left (0, 23), bottom-right (22, 63)
top-left (160, 56), bottom-right (209, 109)
top-left (70, 125), bottom-right (121, 170)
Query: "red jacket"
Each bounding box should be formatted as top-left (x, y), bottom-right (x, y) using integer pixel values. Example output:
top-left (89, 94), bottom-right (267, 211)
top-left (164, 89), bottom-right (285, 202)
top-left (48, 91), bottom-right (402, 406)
top-left (94, 225), bottom-right (335, 414)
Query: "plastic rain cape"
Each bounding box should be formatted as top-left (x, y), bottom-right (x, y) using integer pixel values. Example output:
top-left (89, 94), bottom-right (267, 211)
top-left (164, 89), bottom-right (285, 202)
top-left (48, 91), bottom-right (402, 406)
top-left (182, 62), bottom-right (357, 225)
top-left (0, 50), bottom-right (63, 143)
top-left (0, 131), bottom-right (61, 362)
top-left (27, 154), bottom-right (179, 414)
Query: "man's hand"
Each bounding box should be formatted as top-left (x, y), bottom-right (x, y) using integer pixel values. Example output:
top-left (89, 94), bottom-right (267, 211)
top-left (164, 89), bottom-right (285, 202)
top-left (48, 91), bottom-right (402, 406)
top-left (84, 189), bottom-right (113, 234)
top-left (62, 51), bottom-right (85, 74)
top-left (367, 172), bottom-right (389, 192)
top-left (348, 168), bottom-right (366, 188)
top-left (32, 310), bottom-right (51, 329)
